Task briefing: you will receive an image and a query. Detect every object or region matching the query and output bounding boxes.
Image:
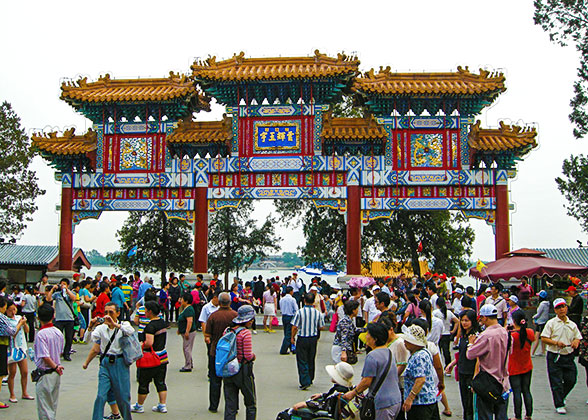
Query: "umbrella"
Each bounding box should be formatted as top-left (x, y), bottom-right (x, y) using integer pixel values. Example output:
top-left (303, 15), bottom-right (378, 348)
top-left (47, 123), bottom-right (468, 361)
top-left (469, 248), bottom-right (588, 282)
top-left (347, 277), bottom-right (375, 288)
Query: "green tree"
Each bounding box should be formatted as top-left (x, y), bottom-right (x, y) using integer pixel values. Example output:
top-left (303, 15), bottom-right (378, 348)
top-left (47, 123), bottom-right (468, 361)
top-left (281, 252), bottom-right (303, 267)
top-left (556, 154), bottom-right (588, 231)
top-left (107, 212), bottom-right (192, 283)
top-left (86, 249), bottom-right (111, 266)
top-left (534, 0), bottom-right (588, 138)
top-left (208, 201), bottom-right (281, 287)
top-left (0, 102), bottom-right (44, 238)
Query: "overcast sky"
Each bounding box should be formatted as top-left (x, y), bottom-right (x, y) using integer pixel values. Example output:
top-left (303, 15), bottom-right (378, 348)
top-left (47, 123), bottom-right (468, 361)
top-left (1, 0), bottom-right (586, 265)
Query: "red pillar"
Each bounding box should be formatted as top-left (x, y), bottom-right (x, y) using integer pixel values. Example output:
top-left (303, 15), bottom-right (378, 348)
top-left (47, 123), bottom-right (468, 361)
top-left (495, 184), bottom-right (510, 259)
top-left (193, 187), bottom-right (208, 273)
top-left (58, 186), bottom-right (73, 271)
top-left (346, 185), bottom-right (362, 275)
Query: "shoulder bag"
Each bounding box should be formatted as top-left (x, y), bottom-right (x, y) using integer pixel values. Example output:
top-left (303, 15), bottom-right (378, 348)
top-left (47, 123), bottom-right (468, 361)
top-left (99, 328), bottom-right (119, 362)
top-left (120, 330), bottom-right (142, 366)
top-left (471, 331), bottom-right (511, 406)
top-left (359, 350), bottom-right (392, 420)
top-left (60, 292), bottom-right (80, 327)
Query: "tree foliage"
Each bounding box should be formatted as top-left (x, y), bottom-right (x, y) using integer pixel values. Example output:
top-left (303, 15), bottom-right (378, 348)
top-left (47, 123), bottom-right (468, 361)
top-left (208, 201), bottom-right (281, 286)
top-left (86, 249), bottom-right (111, 266)
top-left (108, 212), bottom-right (192, 283)
top-left (556, 154), bottom-right (588, 231)
top-left (0, 102), bottom-right (44, 238)
top-left (534, 0), bottom-right (588, 138)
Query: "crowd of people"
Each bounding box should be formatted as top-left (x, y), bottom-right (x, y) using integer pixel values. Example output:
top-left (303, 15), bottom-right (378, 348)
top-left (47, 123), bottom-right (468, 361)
top-left (0, 271), bottom-right (587, 420)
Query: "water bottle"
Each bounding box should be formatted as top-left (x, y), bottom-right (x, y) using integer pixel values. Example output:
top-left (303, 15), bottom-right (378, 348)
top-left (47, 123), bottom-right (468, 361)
top-left (28, 347), bottom-right (35, 361)
top-left (502, 389), bottom-right (512, 401)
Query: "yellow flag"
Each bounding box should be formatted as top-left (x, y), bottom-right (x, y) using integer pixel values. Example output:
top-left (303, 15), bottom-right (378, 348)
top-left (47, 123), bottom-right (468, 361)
top-left (476, 259), bottom-right (487, 272)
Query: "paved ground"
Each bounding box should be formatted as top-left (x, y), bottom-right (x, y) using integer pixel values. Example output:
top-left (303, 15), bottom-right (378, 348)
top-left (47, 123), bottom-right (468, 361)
top-left (2, 326), bottom-right (587, 419)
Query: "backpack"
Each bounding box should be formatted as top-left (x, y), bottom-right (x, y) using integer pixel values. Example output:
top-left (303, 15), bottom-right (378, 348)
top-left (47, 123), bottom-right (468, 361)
top-left (215, 327), bottom-right (245, 378)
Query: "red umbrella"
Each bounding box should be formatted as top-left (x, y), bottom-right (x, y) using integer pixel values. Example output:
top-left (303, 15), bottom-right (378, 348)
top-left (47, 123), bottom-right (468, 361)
top-left (469, 248), bottom-right (588, 281)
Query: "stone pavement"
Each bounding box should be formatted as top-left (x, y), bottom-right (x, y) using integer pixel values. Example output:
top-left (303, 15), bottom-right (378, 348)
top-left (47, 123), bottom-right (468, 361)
top-left (2, 328), bottom-right (587, 419)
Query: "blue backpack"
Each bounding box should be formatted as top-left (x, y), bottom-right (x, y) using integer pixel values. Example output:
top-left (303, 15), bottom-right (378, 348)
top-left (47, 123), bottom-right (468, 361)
top-left (215, 327), bottom-right (245, 377)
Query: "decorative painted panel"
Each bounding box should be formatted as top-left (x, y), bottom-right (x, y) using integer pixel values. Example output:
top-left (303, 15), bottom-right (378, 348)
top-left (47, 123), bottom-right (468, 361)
top-left (103, 134), bottom-right (166, 173)
top-left (410, 133), bottom-right (444, 168)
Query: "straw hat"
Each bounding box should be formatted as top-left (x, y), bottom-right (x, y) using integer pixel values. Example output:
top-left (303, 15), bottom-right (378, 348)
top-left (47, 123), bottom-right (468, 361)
top-left (325, 362), bottom-right (354, 387)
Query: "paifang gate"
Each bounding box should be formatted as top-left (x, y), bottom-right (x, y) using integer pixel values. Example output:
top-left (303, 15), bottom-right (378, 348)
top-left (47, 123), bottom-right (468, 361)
top-left (33, 51), bottom-right (537, 276)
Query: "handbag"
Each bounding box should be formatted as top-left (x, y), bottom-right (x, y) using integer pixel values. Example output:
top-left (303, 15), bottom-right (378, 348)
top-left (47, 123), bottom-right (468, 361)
top-left (136, 347), bottom-right (161, 369)
top-left (346, 349), bottom-right (358, 365)
top-left (61, 293), bottom-right (80, 327)
top-left (471, 331), bottom-right (511, 406)
top-left (10, 346), bottom-right (26, 363)
top-left (359, 350), bottom-right (392, 420)
top-left (271, 316), bottom-right (279, 327)
top-left (120, 331), bottom-right (143, 366)
top-left (329, 312), bottom-right (339, 333)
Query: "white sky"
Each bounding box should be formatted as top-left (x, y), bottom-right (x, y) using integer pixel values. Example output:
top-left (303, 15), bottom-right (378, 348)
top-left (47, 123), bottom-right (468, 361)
top-left (1, 0), bottom-right (586, 263)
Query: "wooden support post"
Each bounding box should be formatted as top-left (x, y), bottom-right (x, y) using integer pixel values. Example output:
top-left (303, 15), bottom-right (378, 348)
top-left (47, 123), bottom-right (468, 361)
top-left (495, 184), bottom-right (510, 259)
top-left (193, 187), bottom-right (208, 274)
top-left (346, 185), bottom-right (361, 275)
top-left (58, 186), bottom-right (73, 271)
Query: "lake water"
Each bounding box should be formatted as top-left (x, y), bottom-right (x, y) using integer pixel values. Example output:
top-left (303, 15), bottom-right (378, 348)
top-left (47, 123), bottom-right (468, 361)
top-left (82, 265), bottom-right (477, 289)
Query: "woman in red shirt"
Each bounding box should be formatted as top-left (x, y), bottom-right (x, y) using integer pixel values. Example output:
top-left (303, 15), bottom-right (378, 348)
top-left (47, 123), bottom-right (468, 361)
top-left (508, 311), bottom-right (535, 420)
top-left (92, 283), bottom-right (110, 318)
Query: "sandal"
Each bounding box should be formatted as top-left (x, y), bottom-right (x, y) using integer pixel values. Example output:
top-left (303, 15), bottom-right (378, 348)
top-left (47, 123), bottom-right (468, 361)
top-left (0, 402), bottom-right (8, 409)
top-left (8, 398), bottom-right (17, 403)
top-left (442, 410), bottom-right (452, 417)
top-left (22, 395), bottom-right (34, 400)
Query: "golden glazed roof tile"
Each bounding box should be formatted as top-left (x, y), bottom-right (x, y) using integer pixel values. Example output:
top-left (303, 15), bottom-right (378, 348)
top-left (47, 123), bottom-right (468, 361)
top-left (321, 113), bottom-right (387, 140)
top-left (166, 116), bottom-right (233, 144)
top-left (353, 66), bottom-right (506, 96)
top-left (468, 120), bottom-right (537, 152)
top-left (61, 72), bottom-right (210, 107)
top-left (191, 50), bottom-right (360, 82)
top-left (32, 128), bottom-right (97, 155)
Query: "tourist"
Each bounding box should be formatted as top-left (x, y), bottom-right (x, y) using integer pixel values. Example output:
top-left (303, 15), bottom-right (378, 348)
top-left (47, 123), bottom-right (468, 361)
top-left (158, 281), bottom-right (170, 323)
top-left (445, 309), bottom-right (479, 420)
top-left (506, 295), bottom-right (522, 328)
top-left (344, 322), bottom-right (402, 419)
top-left (451, 288), bottom-right (464, 314)
top-left (579, 302), bottom-right (588, 405)
top-left (364, 285), bottom-right (382, 323)
top-left (179, 274), bottom-right (191, 293)
top-left (78, 281), bottom-right (96, 329)
top-left (131, 301), bottom-right (169, 414)
top-left (199, 289), bottom-right (220, 332)
top-left (467, 304), bottom-right (511, 420)
top-left (288, 362), bottom-right (354, 418)
top-left (475, 284), bottom-right (488, 312)
top-left (461, 286), bottom-right (477, 312)
top-left (374, 291), bottom-right (394, 321)
top-left (331, 300), bottom-right (361, 363)
top-left (279, 286), bottom-right (298, 355)
top-left (566, 286), bottom-right (583, 329)
top-left (516, 277), bottom-right (534, 307)
top-left (0, 297), bottom-right (16, 409)
top-left (401, 324), bottom-right (440, 420)
top-left (433, 298), bottom-right (458, 367)
top-left (120, 278), bottom-right (133, 321)
top-left (485, 283), bottom-right (508, 326)
top-left (262, 284), bottom-right (277, 333)
top-left (223, 305), bottom-right (257, 420)
top-left (540, 298), bottom-right (582, 414)
top-left (204, 292), bottom-right (237, 413)
top-left (134, 288), bottom-right (157, 341)
top-left (418, 300), bottom-right (443, 346)
top-left (36, 275), bottom-right (50, 294)
top-left (288, 273), bottom-right (303, 306)
top-left (83, 302), bottom-right (134, 420)
top-left (10, 286), bottom-right (24, 315)
top-left (110, 281), bottom-right (127, 324)
top-left (509, 311), bottom-right (534, 420)
top-left (291, 292), bottom-right (325, 390)
top-left (5, 299), bottom-right (32, 403)
top-left (426, 284), bottom-right (438, 309)
top-left (229, 283), bottom-right (244, 312)
top-left (137, 278), bottom-right (153, 302)
top-left (22, 285), bottom-right (37, 343)
top-left (46, 279), bottom-right (78, 362)
top-left (531, 290), bottom-right (550, 357)
top-left (93, 282), bottom-right (110, 319)
top-left (177, 292), bottom-right (197, 372)
top-left (401, 293), bottom-right (420, 325)
top-left (168, 277), bottom-right (181, 322)
top-left (33, 304), bottom-right (64, 420)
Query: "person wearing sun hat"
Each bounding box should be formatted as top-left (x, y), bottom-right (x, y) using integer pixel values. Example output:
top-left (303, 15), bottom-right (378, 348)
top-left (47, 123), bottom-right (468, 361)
top-left (223, 305), bottom-right (257, 420)
top-left (531, 290), bottom-right (550, 357)
top-left (566, 285), bottom-right (583, 328)
top-left (541, 298), bottom-right (582, 414)
top-left (287, 362), bottom-right (355, 417)
top-left (401, 324), bottom-right (440, 419)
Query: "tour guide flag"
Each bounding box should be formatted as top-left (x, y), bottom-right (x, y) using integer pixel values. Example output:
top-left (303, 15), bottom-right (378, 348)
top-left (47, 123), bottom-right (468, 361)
top-left (476, 259), bottom-right (487, 272)
top-left (127, 245), bottom-right (138, 257)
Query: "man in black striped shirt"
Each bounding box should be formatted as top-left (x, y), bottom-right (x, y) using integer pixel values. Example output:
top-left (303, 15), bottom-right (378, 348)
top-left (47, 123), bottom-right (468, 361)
top-left (291, 293), bottom-right (325, 390)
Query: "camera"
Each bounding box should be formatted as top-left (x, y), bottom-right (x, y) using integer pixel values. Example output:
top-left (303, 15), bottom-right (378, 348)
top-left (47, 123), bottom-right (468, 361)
top-left (97, 317), bottom-right (105, 324)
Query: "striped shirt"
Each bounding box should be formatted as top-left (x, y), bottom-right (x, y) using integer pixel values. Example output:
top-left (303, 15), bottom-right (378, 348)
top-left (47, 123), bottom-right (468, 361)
top-left (121, 284), bottom-right (133, 302)
top-left (235, 327), bottom-right (254, 363)
top-left (291, 305), bottom-right (324, 337)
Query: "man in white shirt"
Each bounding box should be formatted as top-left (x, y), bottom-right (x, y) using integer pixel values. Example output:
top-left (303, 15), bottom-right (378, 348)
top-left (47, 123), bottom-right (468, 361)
top-left (541, 298), bottom-right (582, 414)
top-left (363, 285), bottom-right (381, 323)
top-left (199, 291), bottom-right (220, 333)
top-left (485, 283), bottom-right (508, 326)
top-left (83, 302), bottom-right (135, 420)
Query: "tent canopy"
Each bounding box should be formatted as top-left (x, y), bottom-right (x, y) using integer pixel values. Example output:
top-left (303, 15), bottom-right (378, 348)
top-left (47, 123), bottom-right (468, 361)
top-left (470, 248), bottom-right (588, 281)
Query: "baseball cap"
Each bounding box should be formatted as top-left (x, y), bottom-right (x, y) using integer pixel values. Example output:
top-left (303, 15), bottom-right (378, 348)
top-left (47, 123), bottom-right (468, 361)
top-left (440, 274), bottom-right (447, 280)
top-left (309, 286), bottom-right (318, 291)
top-left (553, 298), bottom-right (567, 308)
top-left (425, 271), bottom-right (432, 276)
top-left (479, 304), bottom-right (498, 317)
top-left (539, 290), bottom-right (548, 299)
top-left (372, 285), bottom-right (381, 291)
top-left (565, 286), bottom-right (577, 293)
top-left (195, 281), bottom-right (202, 287)
top-left (454, 288), bottom-right (464, 294)
top-left (508, 295), bottom-right (519, 304)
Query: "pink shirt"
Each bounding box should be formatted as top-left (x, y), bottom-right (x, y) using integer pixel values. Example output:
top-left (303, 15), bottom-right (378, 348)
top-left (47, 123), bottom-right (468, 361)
top-left (467, 323), bottom-right (511, 391)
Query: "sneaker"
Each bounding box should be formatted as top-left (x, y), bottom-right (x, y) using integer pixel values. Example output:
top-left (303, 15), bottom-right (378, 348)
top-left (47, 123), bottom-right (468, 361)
top-left (179, 368), bottom-right (192, 372)
top-left (104, 414), bottom-right (122, 420)
top-left (131, 403), bottom-right (144, 413)
top-left (586, 399), bottom-right (588, 405)
top-left (252, 330), bottom-right (257, 335)
top-left (556, 407), bottom-right (567, 415)
top-left (152, 404), bottom-right (167, 413)
top-left (298, 384), bottom-right (310, 390)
